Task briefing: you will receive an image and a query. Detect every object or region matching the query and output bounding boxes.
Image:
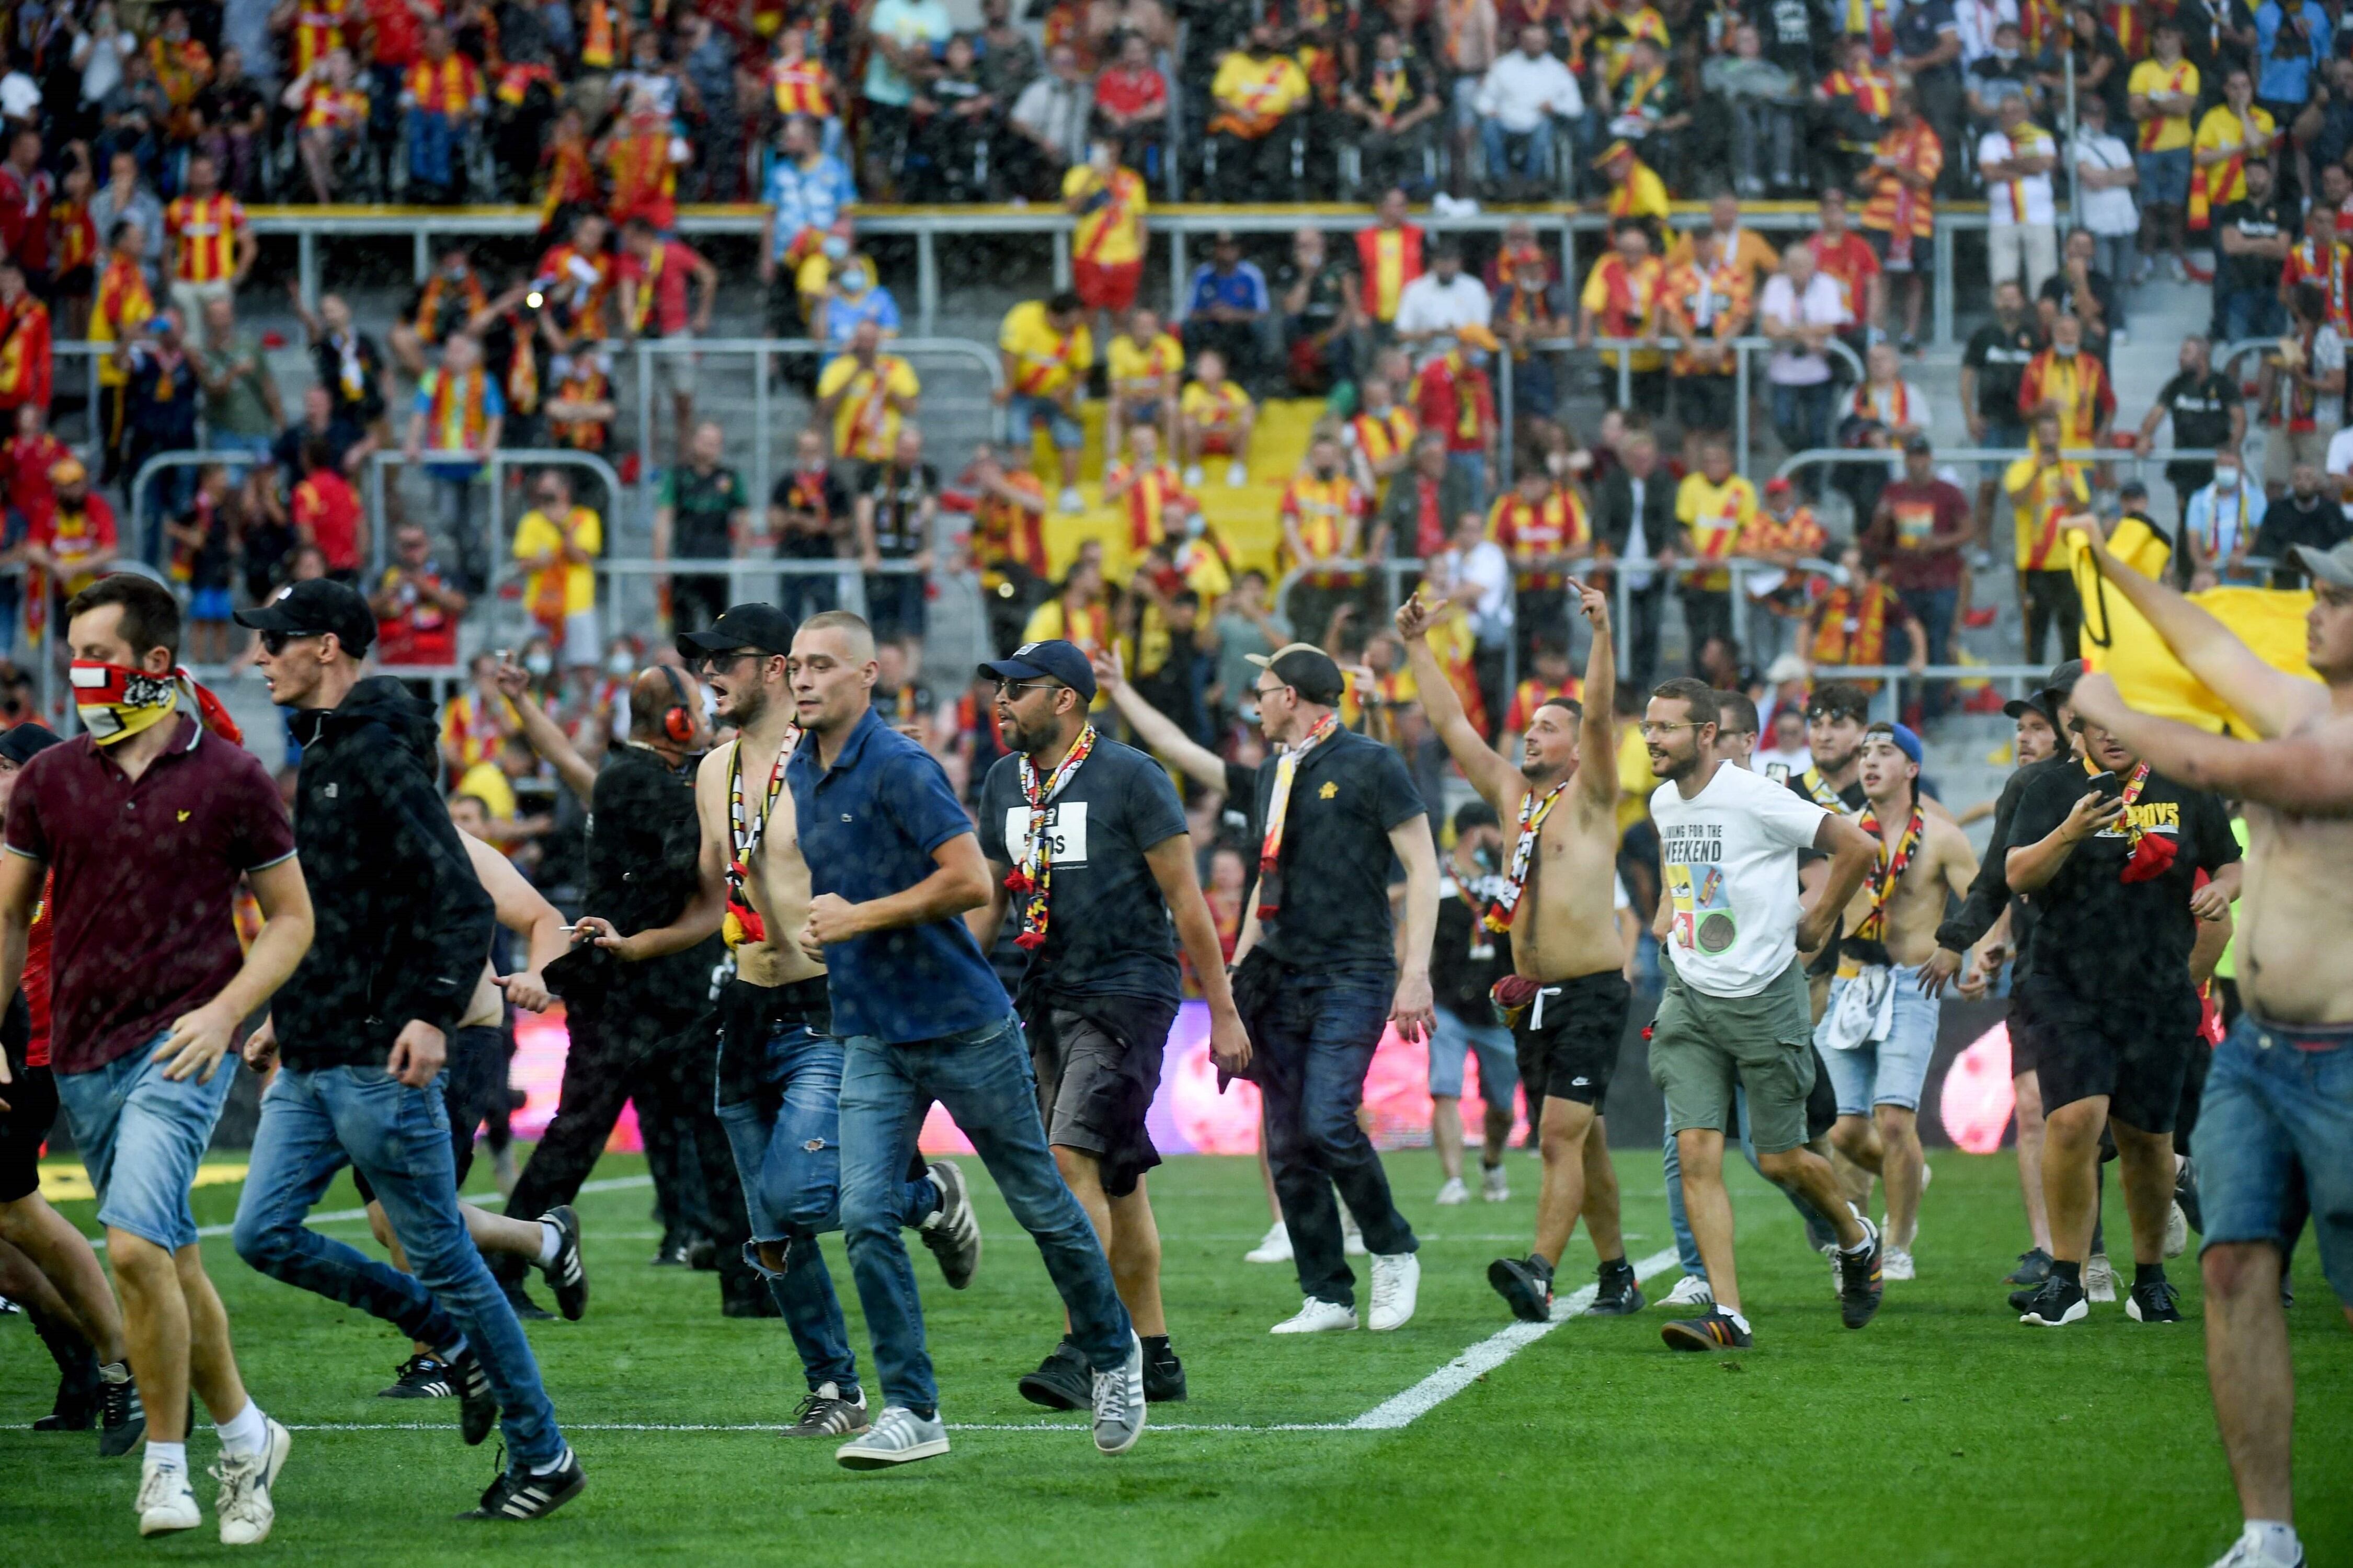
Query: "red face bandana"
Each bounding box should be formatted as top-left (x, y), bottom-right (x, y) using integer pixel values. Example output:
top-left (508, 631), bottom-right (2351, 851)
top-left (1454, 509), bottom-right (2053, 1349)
top-left (69, 659), bottom-right (244, 746)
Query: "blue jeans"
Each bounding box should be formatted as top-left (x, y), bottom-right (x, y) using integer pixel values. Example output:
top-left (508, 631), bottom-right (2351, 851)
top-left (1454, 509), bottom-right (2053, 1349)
top-left (1769, 381), bottom-right (1835, 482)
top-left (1243, 969), bottom-right (1419, 1308)
top-left (1479, 117), bottom-right (1552, 186)
top-left (1446, 450), bottom-right (1489, 519)
top-left (1006, 393), bottom-right (1082, 451)
top-left (406, 108), bottom-right (464, 190)
top-left (2194, 1013), bottom-right (2353, 1302)
top-left (2217, 285), bottom-right (2285, 344)
top-left (1815, 964), bottom-right (1942, 1113)
top-left (53, 1034), bottom-right (236, 1251)
top-left (1662, 1086), bottom-right (1832, 1278)
top-left (231, 1065), bottom-right (564, 1467)
top-left (715, 1020), bottom-right (936, 1398)
top-left (838, 1014), bottom-right (1129, 1415)
top-left (1899, 585), bottom-right (1958, 717)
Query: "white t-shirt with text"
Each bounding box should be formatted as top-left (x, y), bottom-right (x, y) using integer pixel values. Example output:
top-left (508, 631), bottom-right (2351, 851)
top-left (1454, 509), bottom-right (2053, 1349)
top-left (1650, 761), bottom-right (1829, 998)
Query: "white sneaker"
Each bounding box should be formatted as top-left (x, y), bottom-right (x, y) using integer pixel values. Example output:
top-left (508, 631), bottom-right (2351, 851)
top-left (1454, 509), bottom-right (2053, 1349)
top-left (2085, 1252), bottom-right (2117, 1303)
top-left (1183, 463), bottom-right (1205, 488)
top-left (1480, 1164), bottom-right (1510, 1203)
top-left (2210, 1526), bottom-right (2307, 1567)
top-left (1270, 1296), bottom-right (1358, 1334)
top-left (1367, 1252), bottom-right (1420, 1331)
top-left (1057, 486), bottom-right (1084, 514)
top-left (1656, 1273), bottom-right (1714, 1309)
top-left (2166, 1200), bottom-right (2190, 1259)
top-left (137, 1458), bottom-right (200, 1537)
top-left (1225, 460), bottom-right (1248, 487)
top-left (836, 1405), bottom-right (950, 1470)
top-left (1090, 1334), bottom-right (1146, 1456)
top-left (1882, 1246), bottom-right (1916, 1282)
top-left (213, 1418), bottom-right (291, 1546)
top-left (1434, 1177), bottom-right (1469, 1206)
top-left (1243, 1221), bottom-right (1293, 1264)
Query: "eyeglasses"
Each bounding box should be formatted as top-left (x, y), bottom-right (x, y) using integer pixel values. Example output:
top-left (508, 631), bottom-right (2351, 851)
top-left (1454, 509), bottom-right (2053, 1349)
top-left (1638, 720), bottom-right (1695, 737)
top-left (259, 630), bottom-right (323, 656)
top-left (1251, 681), bottom-right (1292, 700)
top-left (993, 679), bottom-right (1057, 699)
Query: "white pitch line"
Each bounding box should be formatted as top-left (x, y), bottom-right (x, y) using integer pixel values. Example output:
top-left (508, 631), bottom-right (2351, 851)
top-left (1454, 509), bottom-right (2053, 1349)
top-left (1345, 1246), bottom-right (1683, 1430)
top-left (279, 1421), bottom-right (1354, 1434)
top-left (86, 1174), bottom-right (656, 1249)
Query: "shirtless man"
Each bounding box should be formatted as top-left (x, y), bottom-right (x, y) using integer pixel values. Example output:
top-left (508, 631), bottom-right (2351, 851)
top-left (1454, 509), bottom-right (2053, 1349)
top-left (1399, 580), bottom-right (1644, 1322)
top-left (578, 605), bottom-right (978, 1440)
top-left (2069, 531), bottom-right (2353, 1568)
top-left (1813, 723), bottom-right (1979, 1281)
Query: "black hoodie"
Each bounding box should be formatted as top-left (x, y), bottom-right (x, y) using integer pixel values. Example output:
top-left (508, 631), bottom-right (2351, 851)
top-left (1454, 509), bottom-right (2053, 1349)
top-left (275, 676), bottom-right (495, 1070)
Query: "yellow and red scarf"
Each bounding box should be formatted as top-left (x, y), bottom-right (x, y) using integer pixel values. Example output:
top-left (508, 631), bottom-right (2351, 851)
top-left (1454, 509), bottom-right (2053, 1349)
top-left (1004, 723), bottom-right (1098, 950)
top-left (2111, 759), bottom-right (2177, 882)
top-left (1853, 800), bottom-right (1923, 942)
top-left (1484, 781), bottom-right (1567, 933)
top-left (723, 731), bottom-right (798, 947)
top-left (1255, 711), bottom-right (1340, 919)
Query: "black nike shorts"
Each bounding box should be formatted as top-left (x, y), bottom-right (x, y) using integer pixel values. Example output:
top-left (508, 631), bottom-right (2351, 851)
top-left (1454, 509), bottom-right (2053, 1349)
top-left (1512, 971), bottom-right (1631, 1108)
top-left (2021, 978), bottom-right (2201, 1134)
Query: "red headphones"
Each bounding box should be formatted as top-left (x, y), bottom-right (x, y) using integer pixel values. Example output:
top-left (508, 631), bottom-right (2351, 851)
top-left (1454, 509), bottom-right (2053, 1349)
top-left (659, 663), bottom-right (696, 746)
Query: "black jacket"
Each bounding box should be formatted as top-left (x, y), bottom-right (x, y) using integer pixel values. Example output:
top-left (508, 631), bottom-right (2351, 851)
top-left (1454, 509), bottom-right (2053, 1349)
top-left (579, 741), bottom-right (717, 1006)
top-left (277, 676), bottom-right (495, 1069)
top-left (1595, 466), bottom-right (1677, 568)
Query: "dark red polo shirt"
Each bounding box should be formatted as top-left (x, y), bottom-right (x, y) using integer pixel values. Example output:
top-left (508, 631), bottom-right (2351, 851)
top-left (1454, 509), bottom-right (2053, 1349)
top-left (4, 717), bottom-right (295, 1075)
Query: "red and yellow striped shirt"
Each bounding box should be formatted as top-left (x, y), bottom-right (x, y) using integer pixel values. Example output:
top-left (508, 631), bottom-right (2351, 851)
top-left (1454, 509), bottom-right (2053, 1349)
top-left (290, 0), bottom-right (349, 74)
top-left (164, 192), bottom-right (247, 284)
top-left (405, 53), bottom-right (482, 115)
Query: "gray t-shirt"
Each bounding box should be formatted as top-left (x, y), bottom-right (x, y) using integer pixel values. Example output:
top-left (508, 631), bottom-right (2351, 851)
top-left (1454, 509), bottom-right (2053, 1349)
top-left (1213, 606), bottom-right (1291, 703)
top-left (200, 333), bottom-right (278, 437)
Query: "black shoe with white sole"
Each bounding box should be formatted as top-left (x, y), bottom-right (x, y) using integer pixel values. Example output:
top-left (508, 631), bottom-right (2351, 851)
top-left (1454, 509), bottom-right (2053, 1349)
top-left (539, 1206), bottom-right (588, 1322)
top-left (379, 1354), bottom-right (458, 1400)
top-left (461, 1449), bottom-right (586, 1521)
top-left (2127, 1278), bottom-right (2184, 1323)
top-left (1487, 1255), bottom-right (1554, 1323)
top-left (1017, 1338), bottom-right (1091, 1411)
top-left (2017, 1275), bottom-right (2089, 1327)
top-left (918, 1160), bottom-right (981, 1290)
top-left (1587, 1259), bottom-right (1646, 1317)
top-left (782, 1383), bottom-right (870, 1437)
top-left (1836, 1219), bottom-right (1885, 1330)
top-left (1141, 1338), bottom-right (1187, 1403)
top-left (448, 1347), bottom-right (498, 1446)
top-left (97, 1365), bottom-right (145, 1457)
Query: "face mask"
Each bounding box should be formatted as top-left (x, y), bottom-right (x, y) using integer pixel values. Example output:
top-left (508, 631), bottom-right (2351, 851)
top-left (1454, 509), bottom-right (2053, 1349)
top-left (525, 652), bottom-right (554, 678)
top-left (1183, 511), bottom-right (1206, 537)
top-left (2214, 466), bottom-right (2239, 489)
top-left (71, 660), bottom-right (181, 745)
top-left (823, 235), bottom-right (848, 260)
top-left (839, 269), bottom-right (867, 293)
top-left (1994, 45), bottom-right (2017, 59)
top-left (2054, 343), bottom-right (2078, 358)
top-left (606, 650), bottom-right (633, 677)
top-left (444, 263), bottom-right (469, 280)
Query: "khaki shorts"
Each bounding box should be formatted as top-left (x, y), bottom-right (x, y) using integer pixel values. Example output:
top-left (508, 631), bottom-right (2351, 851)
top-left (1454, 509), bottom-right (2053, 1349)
top-left (1648, 958), bottom-right (1818, 1154)
top-left (650, 332), bottom-right (699, 402)
top-left (2261, 421), bottom-right (2336, 493)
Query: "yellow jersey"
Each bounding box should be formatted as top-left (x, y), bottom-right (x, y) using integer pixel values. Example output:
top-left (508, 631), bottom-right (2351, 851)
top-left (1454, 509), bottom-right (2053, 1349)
top-left (816, 352), bottom-right (919, 462)
top-left (1106, 331), bottom-right (1183, 403)
top-left (512, 504), bottom-right (602, 615)
top-left (999, 299), bottom-right (1094, 398)
top-left (1675, 473), bottom-right (1759, 592)
top-left (2127, 58), bottom-right (2199, 152)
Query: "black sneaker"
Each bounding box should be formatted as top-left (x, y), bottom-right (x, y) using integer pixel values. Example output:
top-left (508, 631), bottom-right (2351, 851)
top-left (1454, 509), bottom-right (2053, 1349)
top-left (538, 1206), bottom-right (588, 1322)
top-left (1487, 1256), bottom-right (1553, 1323)
top-left (1587, 1260), bottom-right (1646, 1317)
top-left (448, 1346), bottom-right (499, 1446)
top-left (461, 1449), bottom-right (586, 1521)
top-left (2003, 1247), bottom-right (2055, 1287)
top-left (32, 1368), bottom-right (99, 1433)
top-left (1836, 1218), bottom-right (1884, 1330)
top-left (2017, 1274), bottom-right (2089, 1327)
top-left (781, 1382), bottom-right (870, 1437)
top-left (1016, 1338), bottom-right (1091, 1411)
top-left (2126, 1278), bottom-right (2185, 1323)
top-left (686, 1238), bottom-right (719, 1272)
top-left (1661, 1309), bottom-right (1752, 1352)
top-left (918, 1160), bottom-right (981, 1290)
top-left (2176, 1159), bottom-right (2203, 1235)
top-left (379, 1353), bottom-right (457, 1398)
top-left (650, 1241), bottom-right (690, 1267)
top-left (97, 1364), bottom-right (144, 1457)
top-left (1142, 1341), bottom-right (1186, 1403)
top-left (504, 1284), bottom-right (554, 1322)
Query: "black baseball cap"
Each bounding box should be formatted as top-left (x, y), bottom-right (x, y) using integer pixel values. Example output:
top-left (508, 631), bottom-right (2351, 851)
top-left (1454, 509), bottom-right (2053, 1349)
top-left (1901, 432), bottom-right (1933, 454)
top-left (676, 603), bottom-right (796, 661)
top-left (2007, 657), bottom-right (2085, 728)
top-left (0, 721), bottom-right (62, 767)
top-left (977, 639), bottom-right (1098, 704)
top-left (1247, 643), bottom-right (1347, 705)
top-left (234, 579), bottom-right (376, 656)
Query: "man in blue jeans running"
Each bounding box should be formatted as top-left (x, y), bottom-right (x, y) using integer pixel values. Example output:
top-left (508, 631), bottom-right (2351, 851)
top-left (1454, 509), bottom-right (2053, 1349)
top-left (786, 609), bottom-right (1144, 1469)
top-left (2070, 529), bottom-right (2353, 1568)
top-left (231, 580), bottom-right (583, 1523)
top-left (581, 603), bottom-right (980, 1440)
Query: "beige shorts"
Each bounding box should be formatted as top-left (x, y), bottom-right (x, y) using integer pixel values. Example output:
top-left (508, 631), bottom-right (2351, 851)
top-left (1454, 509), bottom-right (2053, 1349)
top-left (2261, 422), bottom-right (2336, 491)
top-left (649, 333), bottom-right (699, 402)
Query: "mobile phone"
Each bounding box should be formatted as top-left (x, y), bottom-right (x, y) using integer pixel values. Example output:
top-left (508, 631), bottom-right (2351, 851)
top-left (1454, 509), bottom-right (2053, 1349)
top-left (2086, 770), bottom-right (2123, 803)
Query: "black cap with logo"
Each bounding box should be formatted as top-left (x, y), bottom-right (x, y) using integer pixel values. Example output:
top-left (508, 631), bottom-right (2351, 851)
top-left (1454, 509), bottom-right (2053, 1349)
top-left (233, 579), bottom-right (378, 656)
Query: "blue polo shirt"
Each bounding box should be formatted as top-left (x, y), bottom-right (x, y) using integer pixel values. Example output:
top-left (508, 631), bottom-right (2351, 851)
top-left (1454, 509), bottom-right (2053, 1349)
top-left (788, 705), bottom-right (1007, 1045)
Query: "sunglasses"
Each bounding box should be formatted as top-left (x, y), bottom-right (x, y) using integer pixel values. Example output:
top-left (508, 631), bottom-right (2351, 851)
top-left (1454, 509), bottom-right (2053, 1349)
top-left (259, 629), bottom-right (323, 655)
top-left (994, 679), bottom-right (1058, 699)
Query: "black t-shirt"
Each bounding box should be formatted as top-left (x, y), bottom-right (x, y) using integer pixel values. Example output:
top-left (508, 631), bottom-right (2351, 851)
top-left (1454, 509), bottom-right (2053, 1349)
top-left (2251, 496), bottom-right (2351, 586)
top-left (856, 460), bottom-right (937, 558)
top-left (1353, 51), bottom-right (1433, 123)
top-left (2156, 368), bottom-right (2238, 450)
top-left (271, 416), bottom-right (364, 482)
top-left (2007, 762), bottom-right (2239, 1003)
top-left (1936, 750), bottom-right (2078, 975)
top-left (770, 465), bottom-right (850, 560)
top-left (1964, 319), bottom-right (2041, 421)
top-left (1786, 766), bottom-right (1865, 863)
top-left (976, 736), bottom-right (1190, 1002)
top-left (2177, 0), bottom-right (2255, 84)
top-left (1758, 0), bottom-right (1825, 72)
top-left (663, 463), bottom-right (747, 560)
top-left (1894, 0), bottom-right (1959, 82)
top-left (1251, 729), bottom-right (1426, 975)
top-left (2038, 269), bottom-right (2116, 351)
top-left (1432, 861), bottom-right (1513, 1021)
top-left (2215, 197), bottom-right (2287, 293)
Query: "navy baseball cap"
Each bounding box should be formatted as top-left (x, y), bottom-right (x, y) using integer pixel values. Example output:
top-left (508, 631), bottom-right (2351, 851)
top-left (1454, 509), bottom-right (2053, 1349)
top-left (0, 721), bottom-right (62, 768)
top-left (234, 578), bottom-right (377, 656)
top-left (978, 639), bottom-right (1098, 704)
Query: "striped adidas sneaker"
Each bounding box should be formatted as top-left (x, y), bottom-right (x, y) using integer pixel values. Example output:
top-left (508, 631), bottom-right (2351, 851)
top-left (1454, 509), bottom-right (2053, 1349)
top-left (461, 1448), bottom-right (586, 1521)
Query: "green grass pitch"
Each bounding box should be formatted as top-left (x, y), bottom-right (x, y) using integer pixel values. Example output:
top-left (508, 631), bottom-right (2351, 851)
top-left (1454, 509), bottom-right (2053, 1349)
top-left (4, 1149), bottom-right (2348, 1565)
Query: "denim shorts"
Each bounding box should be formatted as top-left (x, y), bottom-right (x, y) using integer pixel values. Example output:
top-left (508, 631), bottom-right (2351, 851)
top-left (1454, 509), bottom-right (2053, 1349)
top-left (1429, 1005), bottom-right (1519, 1102)
top-left (1979, 418), bottom-right (2027, 484)
top-left (2137, 146), bottom-right (2191, 208)
top-left (1007, 393), bottom-right (1083, 451)
top-left (2191, 1012), bottom-right (2353, 1302)
top-left (53, 1034), bottom-right (237, 1250)
top-left (1814, 963), bottom-right (1941, 1115)
top-left (189, 586), bottom-right (233, 622)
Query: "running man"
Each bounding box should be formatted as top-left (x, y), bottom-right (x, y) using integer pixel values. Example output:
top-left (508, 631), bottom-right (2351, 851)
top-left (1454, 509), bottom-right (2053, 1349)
top-left (1398, 581), bottom-right (1645, 1323)
top-left (1230, 644), bottom-right (1435, 1336)
top-left (968, 639), bottom-right (1251, 1408)
top-left (787, 610), bottom-right (1144, 1468)
top-left (1643, 677), bottom-right (1884, 1350)
top-left (0, 574), bottom-right (314, 1541)
top-left (2068, 530), bottom-right (2353, 1568)
top-left (231, 580), bottom-right (583, 1521)
top-left (581, 605), bottom-right (979, 1440)
top-left (0, 722), bottom-right (144, 1456)
top-left (1813, 722), bottom-right (1979, 1281)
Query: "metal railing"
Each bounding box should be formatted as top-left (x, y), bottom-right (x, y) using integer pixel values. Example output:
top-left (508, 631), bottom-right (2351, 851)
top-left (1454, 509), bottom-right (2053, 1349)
top-left (1813, 661), bottom-right (2054, 725)
top-left (1270, 555), bottom-right (1526, 707)
top-left (1773, 444), bottom-right (2222, 487)
top-left (252, 201), bottom-right (1997, 346)
top-left (365, 445), bottom-right (629, 614)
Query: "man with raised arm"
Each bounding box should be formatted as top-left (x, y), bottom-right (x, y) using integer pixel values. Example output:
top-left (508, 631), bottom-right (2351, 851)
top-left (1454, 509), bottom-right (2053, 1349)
top-left (2068, 527), bottom-right (2353, 1568)
top-left (1398, 580), bottom-right (1644, 1323)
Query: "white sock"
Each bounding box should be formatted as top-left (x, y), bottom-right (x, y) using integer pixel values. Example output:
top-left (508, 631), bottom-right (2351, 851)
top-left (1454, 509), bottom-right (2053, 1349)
top-left (215, 1399), bottom-right (270, 1458)
top-left (99, 1359), bottom-right (131, 1383)
top-left (2246, 1521), bottom-right (2301, 1562)
top-left (1722, 1308), bottom-right (1753, 1334)
top-left (537, 1220), bottom-right (562, 1266)
top-left (530, 1444), bottom-right (574, 1477)
top-left (146, 1438), bottom-right (187, 1472)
